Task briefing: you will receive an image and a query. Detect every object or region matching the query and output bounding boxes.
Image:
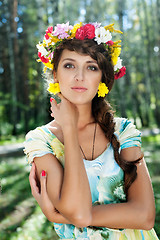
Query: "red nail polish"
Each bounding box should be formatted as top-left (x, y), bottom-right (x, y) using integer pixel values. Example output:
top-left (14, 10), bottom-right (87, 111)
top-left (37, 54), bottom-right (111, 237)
top-left (42, 170), bottom-right (46, 176)
top-left (50, 97), bottom-right (54, 102)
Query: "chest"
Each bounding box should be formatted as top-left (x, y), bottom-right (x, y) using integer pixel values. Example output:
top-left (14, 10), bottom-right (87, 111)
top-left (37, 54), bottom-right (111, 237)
top-left (78, 124), bottom-right (109, 160)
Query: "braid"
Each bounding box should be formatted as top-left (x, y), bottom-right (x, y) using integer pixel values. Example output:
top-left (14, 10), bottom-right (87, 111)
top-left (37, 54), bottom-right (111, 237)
top-left (92, 97), bottom-right (142, 197)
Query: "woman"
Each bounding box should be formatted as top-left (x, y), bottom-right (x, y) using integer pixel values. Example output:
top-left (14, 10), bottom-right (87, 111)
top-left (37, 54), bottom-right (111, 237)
top-left (24, 22), bottom-right (159, 239)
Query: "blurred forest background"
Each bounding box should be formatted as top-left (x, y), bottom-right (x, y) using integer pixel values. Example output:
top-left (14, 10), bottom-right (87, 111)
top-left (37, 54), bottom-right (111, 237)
top-left (0, 0), bottom-right (160, 239)
top-left (0, 0), bottom-right (160, 139)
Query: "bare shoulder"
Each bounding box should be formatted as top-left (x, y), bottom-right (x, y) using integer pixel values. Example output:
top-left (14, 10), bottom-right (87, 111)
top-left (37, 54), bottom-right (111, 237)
top-left (46, 120), bottom-right (64, 143)
top-left (120, 146), bottom-right (143, 162)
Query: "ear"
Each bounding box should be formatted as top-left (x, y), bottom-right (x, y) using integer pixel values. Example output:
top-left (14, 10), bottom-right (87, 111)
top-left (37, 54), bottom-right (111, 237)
top-left (53, 71), bottom-right (58, 83)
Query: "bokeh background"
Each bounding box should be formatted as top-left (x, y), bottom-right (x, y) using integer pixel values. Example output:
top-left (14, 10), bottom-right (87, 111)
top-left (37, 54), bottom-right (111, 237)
top-left (0, 0), bottom-right (160, 239)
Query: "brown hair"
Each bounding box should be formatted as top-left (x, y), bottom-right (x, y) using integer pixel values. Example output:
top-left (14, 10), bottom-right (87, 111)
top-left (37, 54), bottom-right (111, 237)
top-left (53, 39), bottom-right (142, 196)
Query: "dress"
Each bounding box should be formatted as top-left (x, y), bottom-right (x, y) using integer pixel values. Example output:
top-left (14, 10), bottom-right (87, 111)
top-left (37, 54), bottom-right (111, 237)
top-left (24, 117), bottom-right (159, 240)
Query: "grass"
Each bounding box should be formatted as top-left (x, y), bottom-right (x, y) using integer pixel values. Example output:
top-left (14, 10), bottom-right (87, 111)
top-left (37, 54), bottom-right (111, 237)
top-left (0, 135), bottom-right (160, 239)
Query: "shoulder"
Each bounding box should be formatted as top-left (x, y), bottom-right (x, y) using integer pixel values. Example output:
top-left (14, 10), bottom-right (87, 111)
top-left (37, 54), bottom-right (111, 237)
top-left (114, 117), bottom-right (142, 150)
top-left (25, 120), bottom-right (60, 141)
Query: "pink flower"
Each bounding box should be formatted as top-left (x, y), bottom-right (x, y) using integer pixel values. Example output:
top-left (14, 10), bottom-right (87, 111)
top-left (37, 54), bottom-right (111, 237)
top-left (75, 26), bottom-right (85, 40)
top-left (84, 24), bottom-right (95, 39)
top-left (38, 52), bottom-right (49, 63)
top-left (53, 22), bottom-right (73, 39)
top-left (106, 40), bottom-right (114, 46)
top-left (114, 66), bottom-right (126, 79)
top-left (45, 26), bottom-right (53, 40)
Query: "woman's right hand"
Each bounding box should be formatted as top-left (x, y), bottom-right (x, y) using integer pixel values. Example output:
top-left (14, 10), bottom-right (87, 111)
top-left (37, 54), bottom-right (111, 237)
top-left (29, 162), bottom-right (70, 223)
top-left (50, 94), bottom-right (79, 130)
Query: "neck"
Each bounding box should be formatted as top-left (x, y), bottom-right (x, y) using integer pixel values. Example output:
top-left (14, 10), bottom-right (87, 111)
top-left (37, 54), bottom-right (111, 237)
top-left (76, 103), bottom-right (95, 130)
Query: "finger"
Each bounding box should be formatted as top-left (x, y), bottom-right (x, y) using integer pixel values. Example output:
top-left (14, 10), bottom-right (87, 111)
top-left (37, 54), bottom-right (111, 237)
top-left (57, 93), bottom-right (64, 101)
top-left (50, 97), bottom-right (57, 107)
top-left (29, 163), bottom-right (40, 197)
top-left (40, 170), bottom-right (47, 195)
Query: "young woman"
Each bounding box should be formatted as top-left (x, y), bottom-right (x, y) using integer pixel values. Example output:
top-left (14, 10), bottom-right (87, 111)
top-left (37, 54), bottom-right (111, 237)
top-left (24, 22), bottom-right (159, 239)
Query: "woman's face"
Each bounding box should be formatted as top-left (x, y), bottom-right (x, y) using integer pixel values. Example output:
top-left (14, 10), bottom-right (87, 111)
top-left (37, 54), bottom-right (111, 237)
top-left (55, 49), bottom-right (102, 105)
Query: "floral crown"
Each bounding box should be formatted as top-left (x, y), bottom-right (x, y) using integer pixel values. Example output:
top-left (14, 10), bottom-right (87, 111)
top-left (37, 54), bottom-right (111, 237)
top-left (36, 22), bottom-right (126, 80)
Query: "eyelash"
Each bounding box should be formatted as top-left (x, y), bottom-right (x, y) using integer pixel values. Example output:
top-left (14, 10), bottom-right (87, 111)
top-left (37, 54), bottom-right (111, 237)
top-left (64, 63), bottom-right (74, 69)
top-left (88, 65), bottom-right (98, 71)
top-left (63, 63), bottom-right (98, 71)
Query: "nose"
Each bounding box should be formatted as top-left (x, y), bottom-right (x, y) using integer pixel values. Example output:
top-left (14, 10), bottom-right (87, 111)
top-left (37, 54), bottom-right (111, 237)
top-left (74, 68), bottom-right (84, 81)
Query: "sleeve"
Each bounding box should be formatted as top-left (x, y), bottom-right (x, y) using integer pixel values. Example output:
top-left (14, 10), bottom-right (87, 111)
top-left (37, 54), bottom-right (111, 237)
top-left (114, 118), bottom-right (142, 150)
top-left (23, 128), bottom-right (54, 165)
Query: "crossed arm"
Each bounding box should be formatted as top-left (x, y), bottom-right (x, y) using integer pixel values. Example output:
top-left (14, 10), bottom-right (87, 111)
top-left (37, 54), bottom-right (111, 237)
top-left (30, 129), bottom-right (155, 230)
top-left (29, 95), bottom-right (155, 230)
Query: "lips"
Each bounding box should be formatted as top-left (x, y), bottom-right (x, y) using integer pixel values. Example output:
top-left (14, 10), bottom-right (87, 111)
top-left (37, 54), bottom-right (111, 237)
top-left (71, 86), bottom-right (88, 92)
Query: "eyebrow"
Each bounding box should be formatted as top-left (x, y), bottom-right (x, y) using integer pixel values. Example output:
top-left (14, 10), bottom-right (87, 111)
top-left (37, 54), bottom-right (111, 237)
top-left (62, 58), bottom-right (98, 64)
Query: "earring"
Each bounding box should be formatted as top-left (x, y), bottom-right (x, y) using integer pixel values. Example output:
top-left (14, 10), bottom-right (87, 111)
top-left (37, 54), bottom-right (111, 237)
top-left (97, 82), bottom-right (109, 97)
top-left (47, 82), bottom-right (61, 95)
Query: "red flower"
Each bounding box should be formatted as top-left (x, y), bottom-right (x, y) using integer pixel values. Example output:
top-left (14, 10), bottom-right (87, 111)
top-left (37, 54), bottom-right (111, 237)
top-left (45, 26), bottom-right (53, 40)
top-left (84, 24), bottom-right (95, 39)
top-left (75, 26), bottom-right (85, 40)
top-left (75, 24), bottom-right (95, 40)
top-left (106, 40), bottom-right (114, 46)
top-left (38, 52), bottom-right (49, 63)
top-left (114, 66), bottom-right (126, 79)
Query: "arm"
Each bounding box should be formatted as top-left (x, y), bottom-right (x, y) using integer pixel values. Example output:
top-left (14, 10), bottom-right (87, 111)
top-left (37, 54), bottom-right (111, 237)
top-left (33, 95), bottom-right (92, 227)
top-left (90, 147), bottom-right (155, 230)
top-left (29, 162), bottom-right (70, 224)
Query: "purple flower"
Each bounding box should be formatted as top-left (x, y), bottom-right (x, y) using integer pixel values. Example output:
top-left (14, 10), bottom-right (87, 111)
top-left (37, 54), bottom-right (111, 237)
top-left (53, 22), bottom-right (73, 39)
top-left (89, 22), bottom-right (101, 29)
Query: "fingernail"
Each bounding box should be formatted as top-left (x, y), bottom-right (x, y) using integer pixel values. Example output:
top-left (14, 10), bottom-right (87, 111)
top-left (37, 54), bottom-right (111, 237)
top-left (50, 97), bottom-right (54, 102)
top-left (42, 170), bottom-right (46, 176)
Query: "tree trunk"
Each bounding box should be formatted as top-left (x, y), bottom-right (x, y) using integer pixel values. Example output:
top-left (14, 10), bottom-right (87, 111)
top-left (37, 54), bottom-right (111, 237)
top-left (4, 0), bottom-right (17, 135)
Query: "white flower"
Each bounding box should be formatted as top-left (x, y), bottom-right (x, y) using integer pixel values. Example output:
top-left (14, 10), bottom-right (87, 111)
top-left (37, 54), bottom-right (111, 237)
top-left (114, 57), bottom-right (123, 71)
top-left (36, 43), bottom-right (48, 57)
top-left (95, 27), bottom-right (112, 44)
top-left (44, 38), bottom-right (54, 47)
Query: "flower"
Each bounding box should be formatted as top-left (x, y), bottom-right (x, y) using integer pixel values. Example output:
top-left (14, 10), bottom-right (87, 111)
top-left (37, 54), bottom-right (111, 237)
top-left (83, 24), bottom-right (95, 39)
top-left (95, 27), bottom-right (112, 44)
top-left (114, 57), bottom-right (123, 71)
top-left (97, 82), bottom-right (109, 97)
top-left (106, 40), bottom-right (114, 46)
top-left (111, 47), bottom-right (121, 65)
top-left (53, 22), bottom-right (72, 39)
top-left (38, 52), bottom-right (49, 63)
top-left (47, 82), bottom-right (60, 94)
top-left (36, 43), bottom-right (48, 57)
top-left (75, 26), bottom-right (85, 40)
top-left (115, 66), bottom-right (126, 79)
top-left (70, 22), bottom-right (82, 37)
top-left (36, 22), bottom-right (126, 80)
top-left (45, 26), bottom-right (53, 40)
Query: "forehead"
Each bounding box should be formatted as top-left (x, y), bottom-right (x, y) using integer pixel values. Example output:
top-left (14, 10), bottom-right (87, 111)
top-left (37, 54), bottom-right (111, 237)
top-left (59, 49), bottom-right (97, 63)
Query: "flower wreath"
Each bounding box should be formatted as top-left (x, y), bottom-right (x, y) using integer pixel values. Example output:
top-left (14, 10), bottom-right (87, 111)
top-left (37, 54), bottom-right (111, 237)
top-left (36, 22), bottom-right (126, 96)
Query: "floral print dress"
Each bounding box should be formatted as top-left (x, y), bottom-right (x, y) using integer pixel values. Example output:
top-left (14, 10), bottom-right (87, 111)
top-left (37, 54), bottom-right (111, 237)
top-left (24, 118), bottom-right (159, 240)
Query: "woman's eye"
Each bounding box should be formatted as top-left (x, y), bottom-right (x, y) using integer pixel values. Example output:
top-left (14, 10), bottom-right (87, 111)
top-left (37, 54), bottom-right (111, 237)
top-left (88, 65), bottom-right (98, 71)
top-left (64, 63), bottom-right (74, 69)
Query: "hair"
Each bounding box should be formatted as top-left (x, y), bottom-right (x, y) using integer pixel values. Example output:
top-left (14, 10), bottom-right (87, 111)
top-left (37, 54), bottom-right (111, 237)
top-left (52, 38), bottom-right (142, 197)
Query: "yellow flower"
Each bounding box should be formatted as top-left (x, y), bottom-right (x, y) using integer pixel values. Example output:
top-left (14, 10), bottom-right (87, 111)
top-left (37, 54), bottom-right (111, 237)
top-left (47, 33), bottom-right (61, 43)
top-left (97, 82), bottom-right (109, 97)
top-left (104, 23), bottom-right (123, 34)
top-left (70, 22), bottom-right (82, 37)
top-left (47, 82), bottom-right (61, 94)
top-left (111, 47), bottom-right (121, 65)
top-left (43, 61), bottom-right (54, 70)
